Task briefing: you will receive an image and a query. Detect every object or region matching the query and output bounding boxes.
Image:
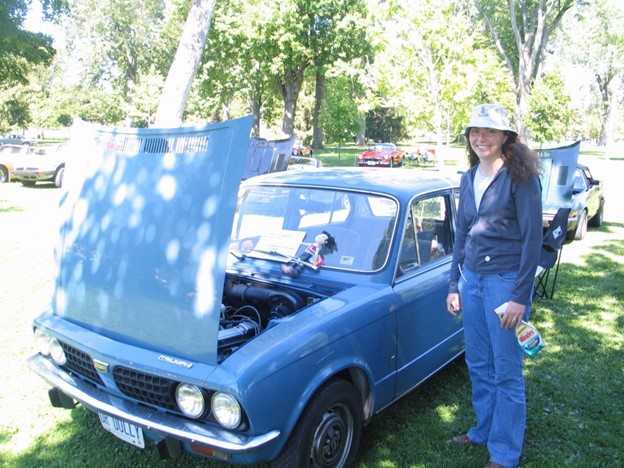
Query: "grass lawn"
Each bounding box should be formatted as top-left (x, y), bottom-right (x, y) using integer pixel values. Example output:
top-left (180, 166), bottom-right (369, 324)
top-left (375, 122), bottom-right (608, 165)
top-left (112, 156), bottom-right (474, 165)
top-left (0, 150), bottom-right (622, 468)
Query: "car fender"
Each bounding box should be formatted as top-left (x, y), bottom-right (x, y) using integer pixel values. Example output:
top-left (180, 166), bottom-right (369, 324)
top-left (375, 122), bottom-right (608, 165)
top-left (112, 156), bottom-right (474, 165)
top-left (210, 284), bottom-right (397, 457)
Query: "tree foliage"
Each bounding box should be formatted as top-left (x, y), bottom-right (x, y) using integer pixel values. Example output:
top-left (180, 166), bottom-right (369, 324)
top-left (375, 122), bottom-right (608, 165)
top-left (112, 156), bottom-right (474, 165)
top-left (527, 70), bottom-right (572, 145)
top-left (560, 0), bottom-right (624, 145)
top-left (474, 0), bottom-right (576, 142)
top-left (0, 0), bottom-right (65, 85)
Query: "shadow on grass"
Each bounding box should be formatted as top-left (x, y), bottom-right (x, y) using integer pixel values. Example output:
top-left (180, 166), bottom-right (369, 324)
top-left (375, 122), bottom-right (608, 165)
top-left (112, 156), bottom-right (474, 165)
top-left (6, 406), bottom-right (254, 468)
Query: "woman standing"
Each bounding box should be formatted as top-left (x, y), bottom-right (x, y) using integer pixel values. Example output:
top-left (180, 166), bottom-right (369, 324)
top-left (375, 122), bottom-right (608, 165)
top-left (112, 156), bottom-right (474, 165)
top-left (446, 104), bottom-right (542, 468)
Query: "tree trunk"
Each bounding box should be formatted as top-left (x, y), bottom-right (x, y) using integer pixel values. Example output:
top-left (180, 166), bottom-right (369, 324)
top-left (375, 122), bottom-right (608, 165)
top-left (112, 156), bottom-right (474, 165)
top-left (277, 66), bottom-right (306, 137)
top-left (355, 113), bottom-right (366, 145)
top-left (312, 67), bottom-right (325, 149)
top-left (251, 96), bottom-right (261, 138)
top-left (596, 74), bottom-right (611, 146)
top-left (154, 0), bottom-right (217, 127)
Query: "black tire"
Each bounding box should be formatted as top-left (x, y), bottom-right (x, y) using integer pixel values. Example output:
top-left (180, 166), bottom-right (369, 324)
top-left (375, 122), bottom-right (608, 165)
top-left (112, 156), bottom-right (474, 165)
top-left (574, 210), bottom-right (588, 241)
top-left (0, 166), bottom-right (9, 183)
top-left (21, 180), bottom-right (36, 187)
top-left (54, 166), bottom-right (65, 188)
top-left (272, 379), bottom-right (362, 468)
top-left (589, 201), bottom-right (604, 228)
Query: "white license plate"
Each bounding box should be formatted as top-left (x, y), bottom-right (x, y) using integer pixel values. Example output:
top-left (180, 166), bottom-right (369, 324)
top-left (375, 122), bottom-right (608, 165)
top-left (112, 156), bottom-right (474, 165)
top-left (98, 413), bottom-right (145, 448)
top-left (367, 161), bottom-right (377, 166)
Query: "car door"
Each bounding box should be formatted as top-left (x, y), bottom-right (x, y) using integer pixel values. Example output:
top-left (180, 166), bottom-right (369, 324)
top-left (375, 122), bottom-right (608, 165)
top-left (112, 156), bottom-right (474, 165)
top-left (578, 166), bottom-right (600, 218)
top-left (392, 191), bottom-right (464, 399)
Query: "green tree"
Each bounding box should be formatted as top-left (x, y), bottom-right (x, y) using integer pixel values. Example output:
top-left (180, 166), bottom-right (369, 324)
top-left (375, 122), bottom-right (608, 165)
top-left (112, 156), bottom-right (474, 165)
top-left (365, 107), bottom-right (408, 143)
top-left (266, 0), bottom-right (370, 137)
top-left (526, 70), bottom-right (572, 145)
top-left (320, 72), bottom-right (363, 149)
top-left (195, 0), bottom-right (278, 135)
top-left (65, 0), bottom-right (173, 126)
top-left (474, 0), bottom-right (576, 142)
top-left (0, 0), bottom-right (63, 86)
top-left (561, 0), bottom-right (624, 145)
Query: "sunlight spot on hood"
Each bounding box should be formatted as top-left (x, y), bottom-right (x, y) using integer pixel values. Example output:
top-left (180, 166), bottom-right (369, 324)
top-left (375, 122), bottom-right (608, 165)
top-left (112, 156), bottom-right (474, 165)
top-left (157, 175), bottom-right (177, 201)
top-left (194, 248), bottom-right (218, 317)
top-left (166, 240), bottom-right (180, 264)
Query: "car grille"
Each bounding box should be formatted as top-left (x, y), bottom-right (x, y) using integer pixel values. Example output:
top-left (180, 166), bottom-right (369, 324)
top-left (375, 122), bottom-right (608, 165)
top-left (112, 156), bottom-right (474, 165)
top-left (59, 342), bottom-right (104, 387)
top-left (113, 367), bottom-right (179, 412)
top-left (57, 341), bottom-right (196, 415)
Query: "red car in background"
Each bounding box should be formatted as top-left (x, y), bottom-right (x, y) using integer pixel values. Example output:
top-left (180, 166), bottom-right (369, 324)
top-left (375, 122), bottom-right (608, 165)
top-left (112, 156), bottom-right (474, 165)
top-left (357, 142), bottom-right (406, 167)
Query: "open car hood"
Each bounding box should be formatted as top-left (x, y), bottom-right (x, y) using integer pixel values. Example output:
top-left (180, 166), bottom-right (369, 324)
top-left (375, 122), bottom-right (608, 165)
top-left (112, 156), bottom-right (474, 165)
top-left (53, 116), bottom-right (253, 365)
top-left (538, 141), bottom-right (580, 209)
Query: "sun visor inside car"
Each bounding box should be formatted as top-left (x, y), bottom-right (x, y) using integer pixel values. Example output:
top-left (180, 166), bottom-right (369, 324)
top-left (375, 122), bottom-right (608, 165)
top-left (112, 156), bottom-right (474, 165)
top-left (53, 116), bottom-right (253, 365)
top-left (538, 140), bottom-right (580, 206)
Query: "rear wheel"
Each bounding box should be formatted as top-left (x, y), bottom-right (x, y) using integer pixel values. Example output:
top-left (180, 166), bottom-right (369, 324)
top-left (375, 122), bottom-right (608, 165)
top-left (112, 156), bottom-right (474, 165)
top-left (273, 379), bottom-right (362, 468)
top-left (573, 210), bottom-right (588, 241)
top-left (589, 201), bottom-right (604, 228)
top-left (54, 167), bottom-right (65, 188)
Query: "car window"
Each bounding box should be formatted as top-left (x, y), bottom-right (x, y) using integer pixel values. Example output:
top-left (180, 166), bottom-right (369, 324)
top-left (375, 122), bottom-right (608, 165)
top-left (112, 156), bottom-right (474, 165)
top-left (232, 186), bottom-right (398, 272)
top-left (573, 168), bottom-right (586, 192)
top-left (398, 194), bottom-right (453, 275)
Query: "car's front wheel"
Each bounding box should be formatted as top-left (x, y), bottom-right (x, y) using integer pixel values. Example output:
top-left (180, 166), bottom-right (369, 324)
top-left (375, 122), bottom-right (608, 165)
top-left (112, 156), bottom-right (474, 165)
top-left (273, 379), bottom-right (363, 468)
top-left (0, 166), bottom-right (9, 183)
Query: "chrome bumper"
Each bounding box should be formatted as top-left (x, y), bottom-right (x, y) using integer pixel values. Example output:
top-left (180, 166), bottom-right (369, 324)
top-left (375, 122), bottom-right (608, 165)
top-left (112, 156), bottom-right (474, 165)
top-left (27, 354), bottom-right (280, 453)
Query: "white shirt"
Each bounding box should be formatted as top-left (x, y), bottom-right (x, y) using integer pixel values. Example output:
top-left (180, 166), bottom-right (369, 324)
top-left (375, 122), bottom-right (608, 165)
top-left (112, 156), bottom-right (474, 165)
top-left (474, 166), bottom-right (495, 210)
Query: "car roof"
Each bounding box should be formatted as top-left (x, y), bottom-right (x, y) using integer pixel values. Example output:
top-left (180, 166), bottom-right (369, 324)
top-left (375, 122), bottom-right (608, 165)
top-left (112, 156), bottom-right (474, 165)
top-left (242, 167), bottom-right (460, 201)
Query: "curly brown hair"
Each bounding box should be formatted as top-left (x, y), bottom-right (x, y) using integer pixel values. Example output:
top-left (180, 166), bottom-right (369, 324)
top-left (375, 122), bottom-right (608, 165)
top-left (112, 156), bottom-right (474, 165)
top-left (466, 132), bottom-right (541, 183)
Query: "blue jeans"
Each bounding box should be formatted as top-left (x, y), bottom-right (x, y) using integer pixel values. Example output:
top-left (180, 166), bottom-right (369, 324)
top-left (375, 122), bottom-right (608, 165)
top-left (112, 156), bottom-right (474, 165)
top-left (459, 268), bottom-right (530, 468)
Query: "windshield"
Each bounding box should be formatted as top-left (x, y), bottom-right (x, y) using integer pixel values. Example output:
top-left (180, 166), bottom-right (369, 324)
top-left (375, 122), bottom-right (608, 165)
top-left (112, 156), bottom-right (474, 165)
top-left (231, 186), bottom-right (398, 273)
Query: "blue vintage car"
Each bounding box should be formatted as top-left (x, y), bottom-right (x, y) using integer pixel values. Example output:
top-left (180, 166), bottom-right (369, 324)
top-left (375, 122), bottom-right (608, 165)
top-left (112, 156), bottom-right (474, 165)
top-left (28, 117), bottom-right (464, 466)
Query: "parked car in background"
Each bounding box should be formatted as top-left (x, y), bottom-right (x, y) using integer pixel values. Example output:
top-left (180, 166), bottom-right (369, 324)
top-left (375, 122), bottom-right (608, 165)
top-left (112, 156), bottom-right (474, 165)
top-left (0, 133), bottom-right (34, 146)
top-left (357, 142), bottom-right (406, 167)
top-left (287, 155), bottom-right (322, 171)
top-left (13, 144), bottom-right (67, 188)
top-left (0, 144), bottom-right (38, 183)
top-left (28, 117), bottom-right (465, 467)
top-left (543, 163), bottom-right (605, 241)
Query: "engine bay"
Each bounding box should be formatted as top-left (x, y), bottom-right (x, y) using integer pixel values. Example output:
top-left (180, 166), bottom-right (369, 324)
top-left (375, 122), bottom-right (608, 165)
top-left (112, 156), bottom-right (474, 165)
top-left (217, 276), bottom-right (328, 362)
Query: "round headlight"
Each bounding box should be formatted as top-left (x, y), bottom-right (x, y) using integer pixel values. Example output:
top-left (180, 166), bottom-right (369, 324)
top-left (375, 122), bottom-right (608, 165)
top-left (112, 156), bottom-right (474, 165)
top-left (49, 338), bottom-right (67, 365)
top-left (34, 328), bottom-right (52, 356)
top-left (211, 392), bottom-right (242, 429)
top-left (176, 384), bottom-right (206, 418)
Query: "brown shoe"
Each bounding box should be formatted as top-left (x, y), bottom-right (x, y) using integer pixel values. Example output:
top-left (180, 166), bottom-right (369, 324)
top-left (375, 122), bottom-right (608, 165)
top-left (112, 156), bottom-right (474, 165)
top-left (448, 434), bottom-right (478, 446)
top-left (484, 463), bottom-right (504, 468)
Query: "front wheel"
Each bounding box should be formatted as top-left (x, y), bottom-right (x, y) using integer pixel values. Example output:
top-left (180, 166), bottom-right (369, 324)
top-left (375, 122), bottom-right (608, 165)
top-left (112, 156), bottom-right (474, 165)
top-left (273, 379), bottom-right (363, 468)
top-left (0, 166), bottom-right (9, 183)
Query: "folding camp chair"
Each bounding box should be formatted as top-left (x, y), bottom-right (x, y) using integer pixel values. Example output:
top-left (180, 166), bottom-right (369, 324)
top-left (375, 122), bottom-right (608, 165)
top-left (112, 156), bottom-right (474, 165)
top-left (534, 207), bottom-right (571, 300)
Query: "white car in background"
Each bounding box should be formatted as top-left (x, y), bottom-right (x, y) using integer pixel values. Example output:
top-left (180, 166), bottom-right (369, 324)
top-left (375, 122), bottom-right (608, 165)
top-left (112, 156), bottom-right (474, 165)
top-left (13, 144), bottom-right (67, 188)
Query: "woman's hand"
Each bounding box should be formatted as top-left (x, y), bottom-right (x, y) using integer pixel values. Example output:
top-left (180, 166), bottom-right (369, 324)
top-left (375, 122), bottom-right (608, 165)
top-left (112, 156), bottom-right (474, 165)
top-left (501, 301), bottom-right (526, 329)
top-left (446, 293), bottom-right (461, 317)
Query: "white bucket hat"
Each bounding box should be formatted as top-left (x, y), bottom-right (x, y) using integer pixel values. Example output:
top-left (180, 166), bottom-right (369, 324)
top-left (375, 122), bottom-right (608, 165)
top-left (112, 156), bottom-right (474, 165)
top-left (464, 104), bottom-right (517, 136)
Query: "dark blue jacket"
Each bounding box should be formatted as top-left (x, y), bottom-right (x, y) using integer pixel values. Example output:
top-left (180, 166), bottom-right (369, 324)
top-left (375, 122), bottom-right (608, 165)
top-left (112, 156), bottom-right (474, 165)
top-left (449, 164), bottom-right (542, 305)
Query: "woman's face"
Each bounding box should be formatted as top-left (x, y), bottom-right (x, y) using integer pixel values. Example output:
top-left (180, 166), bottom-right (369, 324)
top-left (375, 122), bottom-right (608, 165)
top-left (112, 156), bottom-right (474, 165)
top-left (468, 128), bottom-right (507, 161)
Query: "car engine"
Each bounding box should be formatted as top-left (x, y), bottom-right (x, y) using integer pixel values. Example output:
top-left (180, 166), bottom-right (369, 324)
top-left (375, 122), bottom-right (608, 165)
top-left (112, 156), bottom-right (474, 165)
top-left (217, 276), bottom-right (326, 362)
